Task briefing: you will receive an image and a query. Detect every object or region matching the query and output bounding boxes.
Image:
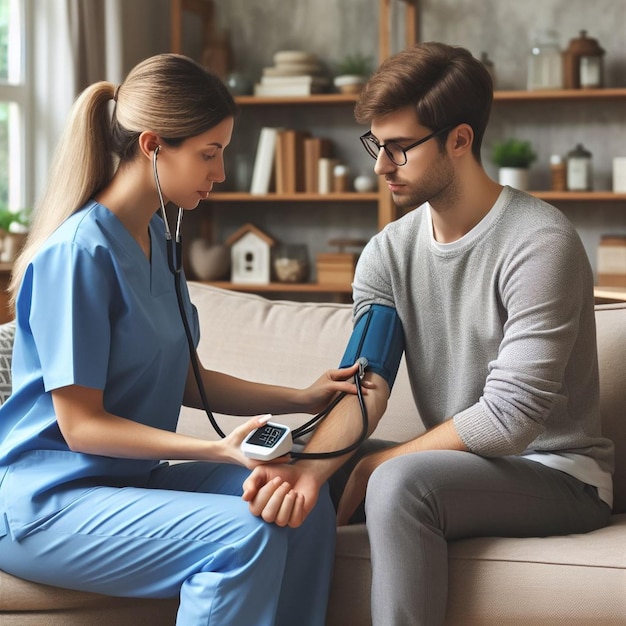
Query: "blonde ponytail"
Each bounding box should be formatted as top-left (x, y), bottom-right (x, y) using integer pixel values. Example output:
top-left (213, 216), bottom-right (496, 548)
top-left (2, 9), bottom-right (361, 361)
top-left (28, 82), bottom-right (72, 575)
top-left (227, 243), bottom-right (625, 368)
top-left (9, 81), bottom-right (115, 307)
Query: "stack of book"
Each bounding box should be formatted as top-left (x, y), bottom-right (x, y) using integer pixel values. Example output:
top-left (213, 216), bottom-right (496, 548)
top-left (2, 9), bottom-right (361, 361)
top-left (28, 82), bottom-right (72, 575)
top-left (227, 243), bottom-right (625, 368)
top-left (278, 133), bottom-right (335, 194)
top-left (598, 235), bottom-right (626, 286)
top-left (254, 50), bottom-right (329, 97)
top-left (250, 126), bottom-right (335, 195)
top-left (316, 253), bottom-right (359, 285)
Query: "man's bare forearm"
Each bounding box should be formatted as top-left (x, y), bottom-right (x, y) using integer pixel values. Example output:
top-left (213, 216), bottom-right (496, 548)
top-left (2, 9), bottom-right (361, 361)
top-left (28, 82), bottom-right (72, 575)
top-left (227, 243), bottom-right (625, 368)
top-left (295, 373), bottom-right (390, 482)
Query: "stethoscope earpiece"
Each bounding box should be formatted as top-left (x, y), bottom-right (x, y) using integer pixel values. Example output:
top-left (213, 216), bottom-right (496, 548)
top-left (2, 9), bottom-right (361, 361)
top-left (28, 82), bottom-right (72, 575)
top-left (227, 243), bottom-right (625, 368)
top-left (151, 143), bottom-right (183, 274)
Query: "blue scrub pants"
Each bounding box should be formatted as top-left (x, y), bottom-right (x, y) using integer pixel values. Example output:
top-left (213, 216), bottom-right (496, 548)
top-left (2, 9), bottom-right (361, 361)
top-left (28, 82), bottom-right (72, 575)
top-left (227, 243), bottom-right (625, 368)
top-left (0, 461), bottom-right (336, 626)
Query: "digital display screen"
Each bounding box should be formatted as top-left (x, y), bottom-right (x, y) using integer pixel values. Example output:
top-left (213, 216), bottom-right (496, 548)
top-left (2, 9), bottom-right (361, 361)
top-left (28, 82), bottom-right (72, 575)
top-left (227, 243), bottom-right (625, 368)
top-left (245, 425), bottom-right (288, 448)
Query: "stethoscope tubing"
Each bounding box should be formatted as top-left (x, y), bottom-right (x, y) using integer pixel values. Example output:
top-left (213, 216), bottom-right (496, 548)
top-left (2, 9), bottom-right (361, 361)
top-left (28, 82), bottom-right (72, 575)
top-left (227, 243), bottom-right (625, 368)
top-left (153, 146), bottom-right (368, 459)
top-left (152, 146), bottom-right (184, 275)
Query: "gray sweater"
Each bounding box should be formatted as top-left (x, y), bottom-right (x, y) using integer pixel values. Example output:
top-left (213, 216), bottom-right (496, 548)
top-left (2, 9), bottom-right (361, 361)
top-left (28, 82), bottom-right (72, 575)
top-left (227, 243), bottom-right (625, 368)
top-left (352, 186), bottom-right (614, 475)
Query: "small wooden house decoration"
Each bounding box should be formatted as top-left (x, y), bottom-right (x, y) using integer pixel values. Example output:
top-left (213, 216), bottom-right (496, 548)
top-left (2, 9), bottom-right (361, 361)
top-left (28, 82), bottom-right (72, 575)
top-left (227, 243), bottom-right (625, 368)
top-left (226, 223), bottom-right (276, 284)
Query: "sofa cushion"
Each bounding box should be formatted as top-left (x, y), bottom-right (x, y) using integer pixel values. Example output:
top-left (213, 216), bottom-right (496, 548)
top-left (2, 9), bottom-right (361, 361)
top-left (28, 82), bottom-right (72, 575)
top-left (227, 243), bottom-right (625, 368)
top-left (0, 320), bottom-right (15, 404)
top-left (0, 560), bottom-right (177, 622)
top-left (179, 283), bottom-right (424, 443)
top-left (328, 515), bottom-right (626, 626)
top-left (595, 304), bottom-right (626, 513)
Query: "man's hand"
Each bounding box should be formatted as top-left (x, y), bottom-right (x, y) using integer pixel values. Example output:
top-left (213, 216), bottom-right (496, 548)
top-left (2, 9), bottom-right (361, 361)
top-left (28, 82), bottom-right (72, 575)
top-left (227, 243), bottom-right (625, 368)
top-left (242, 464), bottom-right (324, 528)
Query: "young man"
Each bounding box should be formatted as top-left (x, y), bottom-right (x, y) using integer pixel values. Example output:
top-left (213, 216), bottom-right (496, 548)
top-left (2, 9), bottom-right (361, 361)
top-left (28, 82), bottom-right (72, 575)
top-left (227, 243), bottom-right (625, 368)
top-left (242, 42), bottom-right (614, 625)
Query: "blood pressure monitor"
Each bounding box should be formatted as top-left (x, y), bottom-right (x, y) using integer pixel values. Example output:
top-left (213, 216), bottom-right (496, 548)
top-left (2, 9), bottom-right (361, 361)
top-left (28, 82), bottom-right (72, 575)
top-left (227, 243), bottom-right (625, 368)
top-left (241, 421), bottom-right (293, 460)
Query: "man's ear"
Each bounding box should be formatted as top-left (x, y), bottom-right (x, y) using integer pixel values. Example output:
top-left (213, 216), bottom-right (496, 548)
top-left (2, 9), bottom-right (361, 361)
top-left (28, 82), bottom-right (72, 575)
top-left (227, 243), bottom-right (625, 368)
top-left (138, 131), bottom-right (161, 160)
top-left (448, 124), bottom-right (474, 156)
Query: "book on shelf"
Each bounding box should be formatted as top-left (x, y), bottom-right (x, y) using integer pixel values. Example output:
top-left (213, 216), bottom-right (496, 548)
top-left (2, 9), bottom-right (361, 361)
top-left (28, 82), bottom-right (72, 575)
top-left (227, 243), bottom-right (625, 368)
top-left (250, 127), bottom-right (283, 195)
top-left (318, 158), bottom-right (339, 194)
top-left (261, 50), bottom-right (326, 83)
top-left (303, 137), bottom-right (332, 193)
top-left (316, 252), bottom-right (358, 285)
top-left (275, 129), bottom-right (310, 193)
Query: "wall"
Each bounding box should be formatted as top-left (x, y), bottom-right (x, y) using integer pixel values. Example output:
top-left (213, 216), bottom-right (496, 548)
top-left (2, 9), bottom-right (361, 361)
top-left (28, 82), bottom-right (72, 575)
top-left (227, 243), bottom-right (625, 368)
top-left (169, 0), bottom-right (626, 277)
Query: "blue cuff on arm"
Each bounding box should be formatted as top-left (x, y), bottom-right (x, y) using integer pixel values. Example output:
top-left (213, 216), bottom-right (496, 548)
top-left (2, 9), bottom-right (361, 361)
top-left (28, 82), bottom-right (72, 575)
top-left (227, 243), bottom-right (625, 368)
top-left (339, 304), bottom-right (405, 390)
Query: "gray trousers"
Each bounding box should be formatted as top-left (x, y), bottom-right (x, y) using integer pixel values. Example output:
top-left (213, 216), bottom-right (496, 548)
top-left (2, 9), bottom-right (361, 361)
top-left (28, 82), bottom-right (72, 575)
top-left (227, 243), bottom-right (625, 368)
top-left (330, 442), bottom-right (611, 626)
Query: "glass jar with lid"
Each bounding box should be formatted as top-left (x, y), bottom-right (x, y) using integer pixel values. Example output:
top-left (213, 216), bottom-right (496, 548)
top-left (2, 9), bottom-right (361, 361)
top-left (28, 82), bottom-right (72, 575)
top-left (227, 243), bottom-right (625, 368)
top-left (563, 30), bottom-right (605, 89)
top-left (566, 143), bottom-right (593, 191)
top-left (527, 29), bottom-right (564, 90)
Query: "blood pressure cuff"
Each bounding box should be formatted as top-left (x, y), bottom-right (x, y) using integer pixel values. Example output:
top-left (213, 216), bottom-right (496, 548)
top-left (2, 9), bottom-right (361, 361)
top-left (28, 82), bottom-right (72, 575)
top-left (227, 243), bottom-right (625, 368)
top-left (339, 304), bottom-right (405, 390)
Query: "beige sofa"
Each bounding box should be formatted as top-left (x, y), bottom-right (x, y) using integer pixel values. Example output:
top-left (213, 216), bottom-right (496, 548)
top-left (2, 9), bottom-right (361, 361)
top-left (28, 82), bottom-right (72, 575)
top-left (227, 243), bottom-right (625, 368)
top-left (1, 282), bottom-right (625, 625)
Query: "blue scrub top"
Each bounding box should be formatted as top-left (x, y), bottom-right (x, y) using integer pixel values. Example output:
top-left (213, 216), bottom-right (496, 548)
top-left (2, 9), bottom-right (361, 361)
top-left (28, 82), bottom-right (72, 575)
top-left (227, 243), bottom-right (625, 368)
top-left (0, 200), bottom-right (199, 539)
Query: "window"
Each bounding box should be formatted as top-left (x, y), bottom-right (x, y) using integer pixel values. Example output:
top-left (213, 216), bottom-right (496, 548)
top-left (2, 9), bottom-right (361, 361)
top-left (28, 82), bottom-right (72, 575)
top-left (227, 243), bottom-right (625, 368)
top-left (0, 0), bottom-right (27, 213)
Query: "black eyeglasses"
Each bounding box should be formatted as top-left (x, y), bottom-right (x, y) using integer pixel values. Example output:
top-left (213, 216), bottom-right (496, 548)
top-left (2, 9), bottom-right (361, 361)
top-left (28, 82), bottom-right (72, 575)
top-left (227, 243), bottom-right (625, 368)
top-left (360, 125), bottom-right (454, 166)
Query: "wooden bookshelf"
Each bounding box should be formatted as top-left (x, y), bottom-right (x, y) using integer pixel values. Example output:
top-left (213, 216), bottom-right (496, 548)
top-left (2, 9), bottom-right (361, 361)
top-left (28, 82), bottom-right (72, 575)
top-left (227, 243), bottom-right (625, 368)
top-left (494, 88), bottom-right (626, 103)
top-left (232, 88), bottom-right (626, 107)
top-left (235, 93), bottom-right (359, 106)
top-left (207, 191), bottom-right (626, 204)
top-left (208, 192), bottom-right (379, 202)
top-left (172, 0), bottom-right (626, 301)
top-left (202, 280), bottom-right (353, 303)
top-left (594, 286), bottom-right (626, 303)
top-left (529, 192), bottom-right (626, 202)
top-left (205, 281), bottom-right (353, 294)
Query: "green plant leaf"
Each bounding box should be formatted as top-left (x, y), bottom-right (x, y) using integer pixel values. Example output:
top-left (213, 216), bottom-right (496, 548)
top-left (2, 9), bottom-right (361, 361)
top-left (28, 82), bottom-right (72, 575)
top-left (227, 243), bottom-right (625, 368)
top-left (491, 139), bottom-right (537, 168)
top-left (336, 53), bottom-right (373, 77)
top-left (0, 205), bottom-right (31, 232)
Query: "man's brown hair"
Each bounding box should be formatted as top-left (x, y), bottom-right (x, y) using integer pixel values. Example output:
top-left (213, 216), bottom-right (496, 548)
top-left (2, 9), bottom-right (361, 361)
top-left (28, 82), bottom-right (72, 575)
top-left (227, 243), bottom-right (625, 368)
top-left (355, 42), bottom-right (493, 161)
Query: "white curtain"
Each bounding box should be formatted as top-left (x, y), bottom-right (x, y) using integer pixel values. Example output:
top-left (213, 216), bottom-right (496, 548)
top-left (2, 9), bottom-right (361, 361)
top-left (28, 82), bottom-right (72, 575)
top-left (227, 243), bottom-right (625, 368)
top-left (28, 0), bottom-right (168, 205)
top-left (29, 0), bottom-right (124, 205)
top-left (67, 0), bottom-right (124, 92)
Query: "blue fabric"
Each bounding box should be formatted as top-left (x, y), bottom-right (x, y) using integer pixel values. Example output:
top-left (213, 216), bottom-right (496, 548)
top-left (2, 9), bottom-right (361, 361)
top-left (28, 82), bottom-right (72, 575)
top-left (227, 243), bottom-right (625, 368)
top-left (339, 304), bottom-right (405, 390)
top-left (0, 200), bottom-right (199, 534)
top-left (0, 200), bottom-right (337, 624)
top-left (0, 462), bottom-right (336, 625)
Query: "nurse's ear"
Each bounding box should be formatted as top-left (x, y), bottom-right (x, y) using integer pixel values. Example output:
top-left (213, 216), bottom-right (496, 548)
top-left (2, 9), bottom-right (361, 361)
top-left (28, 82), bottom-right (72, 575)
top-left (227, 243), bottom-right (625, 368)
top-left (138, 131), bottom-right (161, 161)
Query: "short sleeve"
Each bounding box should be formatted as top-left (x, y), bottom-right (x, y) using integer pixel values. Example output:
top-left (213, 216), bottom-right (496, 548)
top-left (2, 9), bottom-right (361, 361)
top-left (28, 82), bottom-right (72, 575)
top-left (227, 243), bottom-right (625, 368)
top-left (24, 242), bottom-right (115, 392)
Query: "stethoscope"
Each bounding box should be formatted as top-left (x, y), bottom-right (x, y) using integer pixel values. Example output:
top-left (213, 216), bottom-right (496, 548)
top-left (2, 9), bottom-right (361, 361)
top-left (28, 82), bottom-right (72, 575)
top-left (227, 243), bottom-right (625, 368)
top-left (153, 146), bottom-right (183, 275)
top-left (152, 146), bottom-right (369, 459)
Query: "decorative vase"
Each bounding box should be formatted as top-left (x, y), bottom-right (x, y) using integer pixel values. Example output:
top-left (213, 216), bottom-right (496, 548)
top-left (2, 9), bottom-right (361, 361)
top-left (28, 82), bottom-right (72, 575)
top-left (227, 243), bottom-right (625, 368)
top-left (333, 74), bottom-right (366, 94)
top-left (498, 167), bottom-right (529, 190)
top-left (354, 174), bottom-right (376, 193)
top-left (188, 240), bottom-right (230, 281)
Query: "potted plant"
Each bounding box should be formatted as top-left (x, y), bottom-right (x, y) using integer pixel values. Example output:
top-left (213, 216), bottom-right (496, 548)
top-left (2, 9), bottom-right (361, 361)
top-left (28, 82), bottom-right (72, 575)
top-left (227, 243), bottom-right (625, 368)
top-left (333, 53), bottom-right (373, 94)
top-left (491, 139), bottom-right (537, 190)
top-left (0, 206), bottom-right (30, 262)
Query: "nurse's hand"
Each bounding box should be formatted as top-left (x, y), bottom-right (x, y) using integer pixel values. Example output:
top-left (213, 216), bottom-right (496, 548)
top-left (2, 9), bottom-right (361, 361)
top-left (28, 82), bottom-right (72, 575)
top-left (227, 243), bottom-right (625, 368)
top-left (220, 414), bottom-right (291, 469)
top-left (300, 362), bottom-right (375, 415)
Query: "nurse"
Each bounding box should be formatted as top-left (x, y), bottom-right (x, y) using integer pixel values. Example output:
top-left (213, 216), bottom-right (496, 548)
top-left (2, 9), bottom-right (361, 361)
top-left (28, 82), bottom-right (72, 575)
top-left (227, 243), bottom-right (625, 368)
top-left (0, 53), bottom-right (359, 625)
